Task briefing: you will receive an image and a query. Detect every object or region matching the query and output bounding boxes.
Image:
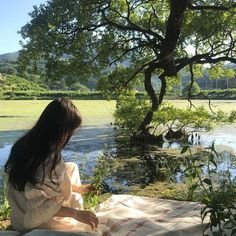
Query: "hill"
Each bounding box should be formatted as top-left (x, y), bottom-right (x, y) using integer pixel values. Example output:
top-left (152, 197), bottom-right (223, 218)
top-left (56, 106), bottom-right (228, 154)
top-left (0, 74), bottom-right (46, 91)
top-left (0, 52), bottom-right (19, 61)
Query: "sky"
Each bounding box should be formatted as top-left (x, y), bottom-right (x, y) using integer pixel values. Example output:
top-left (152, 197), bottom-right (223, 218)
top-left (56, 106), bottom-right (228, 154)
top-left (0, 1), bottom-right (196, 56)
top-left (0, 0), bottom-right (47, 54)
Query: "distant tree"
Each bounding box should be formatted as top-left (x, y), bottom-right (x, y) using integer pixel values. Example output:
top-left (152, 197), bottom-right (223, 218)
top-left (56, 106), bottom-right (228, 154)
top-left (0, 61), bottom-right (17, 75)
top-left (182, 81), bottom-right (201, 97)
top-left (207, 64), bottom-right (235, 89)
top-left (18, 0), bottom-right (236, 136)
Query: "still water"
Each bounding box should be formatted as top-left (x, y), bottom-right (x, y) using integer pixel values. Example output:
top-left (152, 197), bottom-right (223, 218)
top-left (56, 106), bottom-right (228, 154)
top-left (1, 124), bottom-right (236, 192)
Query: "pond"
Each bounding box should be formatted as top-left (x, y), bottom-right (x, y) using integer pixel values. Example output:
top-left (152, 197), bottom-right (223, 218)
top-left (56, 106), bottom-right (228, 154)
top-left (1, 123), bottom-right (236, 194)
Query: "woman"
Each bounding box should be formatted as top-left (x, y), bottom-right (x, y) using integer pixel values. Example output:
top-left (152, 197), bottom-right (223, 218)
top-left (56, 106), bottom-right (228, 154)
top-left (4, 98), bottom-right (98, 233)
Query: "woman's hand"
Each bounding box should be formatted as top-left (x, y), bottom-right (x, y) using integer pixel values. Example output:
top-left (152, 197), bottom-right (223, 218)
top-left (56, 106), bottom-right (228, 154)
top-left (55, 207), bottom-right (98, 230)
top-left (74, 184), bottom-right (98, 195)
top-left (72, 209), bottom-right (98, 229)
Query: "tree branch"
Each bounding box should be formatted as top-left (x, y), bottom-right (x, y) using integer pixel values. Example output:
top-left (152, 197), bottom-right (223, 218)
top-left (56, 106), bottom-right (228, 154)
top-left (124, 59), bottom-right (158, 86)
top-left (187, 64), bottom-right (196, 109)
top-left (175, 54), bottom-right (236, 73)
top-left (101, 6), bottom-right (164, 43)
top-left (158, 73), bottom-right (167, 105)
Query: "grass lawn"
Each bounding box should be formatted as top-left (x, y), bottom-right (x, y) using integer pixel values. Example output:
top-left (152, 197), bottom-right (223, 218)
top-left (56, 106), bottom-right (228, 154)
top-left (0, 100), bottom-right (116, 131)
top-left (1, 99), bottom-right (236, 131)
top-left (166, 99), bottom-right (236, 112)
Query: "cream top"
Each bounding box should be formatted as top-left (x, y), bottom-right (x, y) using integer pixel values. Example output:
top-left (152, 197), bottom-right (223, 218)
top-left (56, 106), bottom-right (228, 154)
top-left (7, 159), bottom-right (72, 232)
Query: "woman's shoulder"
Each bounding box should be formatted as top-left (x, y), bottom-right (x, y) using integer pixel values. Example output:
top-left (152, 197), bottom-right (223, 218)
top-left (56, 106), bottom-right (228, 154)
top-left (36, 158), bottom-right (66, 183)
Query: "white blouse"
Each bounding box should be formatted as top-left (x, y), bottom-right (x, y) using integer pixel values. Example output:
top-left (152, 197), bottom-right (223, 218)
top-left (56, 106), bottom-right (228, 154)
top-left (7, 160), bottom-right (83, 232)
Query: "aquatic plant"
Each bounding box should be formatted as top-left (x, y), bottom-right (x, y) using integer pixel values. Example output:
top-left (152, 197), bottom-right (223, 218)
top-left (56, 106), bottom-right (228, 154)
top-left (82, 152), bottom-right (112, 209)
top-left (181, 143), bottom-right (236, 235)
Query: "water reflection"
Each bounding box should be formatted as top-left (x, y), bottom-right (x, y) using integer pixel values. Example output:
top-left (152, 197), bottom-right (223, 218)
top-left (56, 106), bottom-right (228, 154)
top-left (1, 125), bottom-right (236, 193)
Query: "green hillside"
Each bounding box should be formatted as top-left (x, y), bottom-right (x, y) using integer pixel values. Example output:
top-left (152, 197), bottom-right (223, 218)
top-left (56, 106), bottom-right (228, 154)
top-left (0, 74), bottom-right (46, 91)
top-left (0, 52), bottom-right (19, 61)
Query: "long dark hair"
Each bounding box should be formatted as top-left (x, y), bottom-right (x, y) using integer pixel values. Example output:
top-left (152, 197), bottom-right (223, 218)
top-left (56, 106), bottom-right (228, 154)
top-left (5, 98), bottom-right (82, 191)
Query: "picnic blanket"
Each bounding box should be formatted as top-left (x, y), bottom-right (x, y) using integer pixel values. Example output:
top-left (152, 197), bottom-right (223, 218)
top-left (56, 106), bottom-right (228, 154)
top-left (1, 194), bottom-right (209, 236)
top-left (94, 194), bottom-right (207, 236)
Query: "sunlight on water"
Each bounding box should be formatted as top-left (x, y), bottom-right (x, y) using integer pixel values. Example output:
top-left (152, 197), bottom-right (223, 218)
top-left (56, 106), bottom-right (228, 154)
top-left (1, 125), bottom-right (236, 191)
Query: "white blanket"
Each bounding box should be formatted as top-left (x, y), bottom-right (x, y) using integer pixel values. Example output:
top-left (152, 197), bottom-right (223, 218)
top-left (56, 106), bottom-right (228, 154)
top-left (95, 194), bottom-right (207, 236)
top-left (2, 194), bottom-right (209, 236)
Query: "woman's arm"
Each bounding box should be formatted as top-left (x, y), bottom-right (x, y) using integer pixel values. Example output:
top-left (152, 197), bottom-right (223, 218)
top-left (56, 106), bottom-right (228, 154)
top-left (54, 206), bottom-right (75, 218)
top-left (54, 206), bottom-right (98, 229)
top-left (72, 184), bottom-right (97, 195)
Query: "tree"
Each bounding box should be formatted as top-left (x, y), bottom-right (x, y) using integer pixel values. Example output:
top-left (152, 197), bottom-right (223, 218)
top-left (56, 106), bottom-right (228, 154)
top-left (182, 81), bottom-right (201, 97)
top-left (18, 0), bottom-right (236, 136)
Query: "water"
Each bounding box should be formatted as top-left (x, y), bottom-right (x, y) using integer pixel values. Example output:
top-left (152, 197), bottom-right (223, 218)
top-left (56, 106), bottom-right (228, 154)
top-left (0, 125), bottom-right (116, 165)
top-left (1, 124), bottom-right (236, 192)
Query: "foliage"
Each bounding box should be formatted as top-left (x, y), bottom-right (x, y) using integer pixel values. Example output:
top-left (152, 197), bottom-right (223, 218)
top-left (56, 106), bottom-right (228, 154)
top-left (115, 96), bottom-right (235, 137)
top-left (152, 103), bottom-right (215, 132)
top-left (114, 91), bottom-right (151, 132)
top-left (155, 104), bottom-right (236, 135)
top-left (202, 89), bottom-right (236, 99)
top-left (82, 152), bottom-right (112, 209)
top-left (207, 64), bottom-right (235, 81)
top-left (0, 172), bottom-right (11, 222)
top-left (181, 144), bottom-right (236, 235)
top-left (97, 66), bottom-right (143, 99)
top-left (0, 74), bottom-right (46, 92)
top-left (0, 61), bottom-right (17, 75)
top-left (17, 0), bottom-right (236, 133)
top-left (228, 111), bottom-right (236, 123)
top-left (18, 0), bottom-right (236, 78)
top-left (182, 81), bottom-right (201, 97)
top-left (0, 90), bottom-right (105, 100)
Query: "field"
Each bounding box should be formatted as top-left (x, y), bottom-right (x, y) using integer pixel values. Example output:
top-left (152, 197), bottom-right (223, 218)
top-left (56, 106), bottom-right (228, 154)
top-left (0, 100), bottom-right (116, 131)
top-left (1, 99), bottom-right (236, 131)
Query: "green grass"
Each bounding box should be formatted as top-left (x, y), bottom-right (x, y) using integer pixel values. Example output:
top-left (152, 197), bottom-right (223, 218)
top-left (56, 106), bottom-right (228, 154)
top-left (166, 99), bottom-right (236, 113)
top-left (0, 100), bottom-right (116, 131)
top-left (0, 99), bottom-right (236, 131)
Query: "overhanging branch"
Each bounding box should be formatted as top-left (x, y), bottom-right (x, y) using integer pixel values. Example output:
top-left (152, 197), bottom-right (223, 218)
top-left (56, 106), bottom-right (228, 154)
top-left (101, 7), bottom-right (164, 44)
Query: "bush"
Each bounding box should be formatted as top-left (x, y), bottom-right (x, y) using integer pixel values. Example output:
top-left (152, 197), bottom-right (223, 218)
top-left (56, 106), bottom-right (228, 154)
top-left (114, 91), bottom-right (151, 131)
top-left (0, 90), bottom-right (106, 100)
top-left (181, 144), bottom-right (236, 234)
top-left (0, 172), bottom-right (11, 222)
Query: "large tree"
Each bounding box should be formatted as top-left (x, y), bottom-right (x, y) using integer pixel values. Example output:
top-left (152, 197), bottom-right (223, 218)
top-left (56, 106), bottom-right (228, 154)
top-left (19, 0), bottom-right (236, 135)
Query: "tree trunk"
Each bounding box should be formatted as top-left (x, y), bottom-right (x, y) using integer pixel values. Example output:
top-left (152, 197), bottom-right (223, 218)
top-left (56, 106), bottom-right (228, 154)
top-left (138, 0), bottom-right (188, 136)
top-left (138, 66), bottom-right (158, 135)
top-left (138, 69), bottom-right (167, 136)
top-left (159, 0), bottom-right (189, 77)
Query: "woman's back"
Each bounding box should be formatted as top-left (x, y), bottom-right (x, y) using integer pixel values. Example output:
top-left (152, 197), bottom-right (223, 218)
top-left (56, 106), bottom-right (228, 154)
top-left (4, 99), bottom-right (98, 233)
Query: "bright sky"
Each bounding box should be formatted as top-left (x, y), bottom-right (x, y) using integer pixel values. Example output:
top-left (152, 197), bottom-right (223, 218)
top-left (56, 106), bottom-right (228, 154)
top-left (0, 0), bottom-right (47, 54)
top-left (0, 1), bottom-right (196, 56)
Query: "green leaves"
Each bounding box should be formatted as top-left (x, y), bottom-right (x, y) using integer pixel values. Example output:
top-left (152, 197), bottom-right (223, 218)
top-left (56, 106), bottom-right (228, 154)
top-left (182, 81), bottom-right (201, 97)
top-left (180, 145), bottom-right (189, 154)
top-left (83, 153), bottom-right (112, 209)
top-left (15, 0), bottom-right (236, 145)
top-left (181, 142), bottom-right (236, 235)
top-left (203, 178), bottom-right (212, 185)
top-left (0, 172), bottom-right (11, 222)
top-left (114, 90), bottom-right (151, 131)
